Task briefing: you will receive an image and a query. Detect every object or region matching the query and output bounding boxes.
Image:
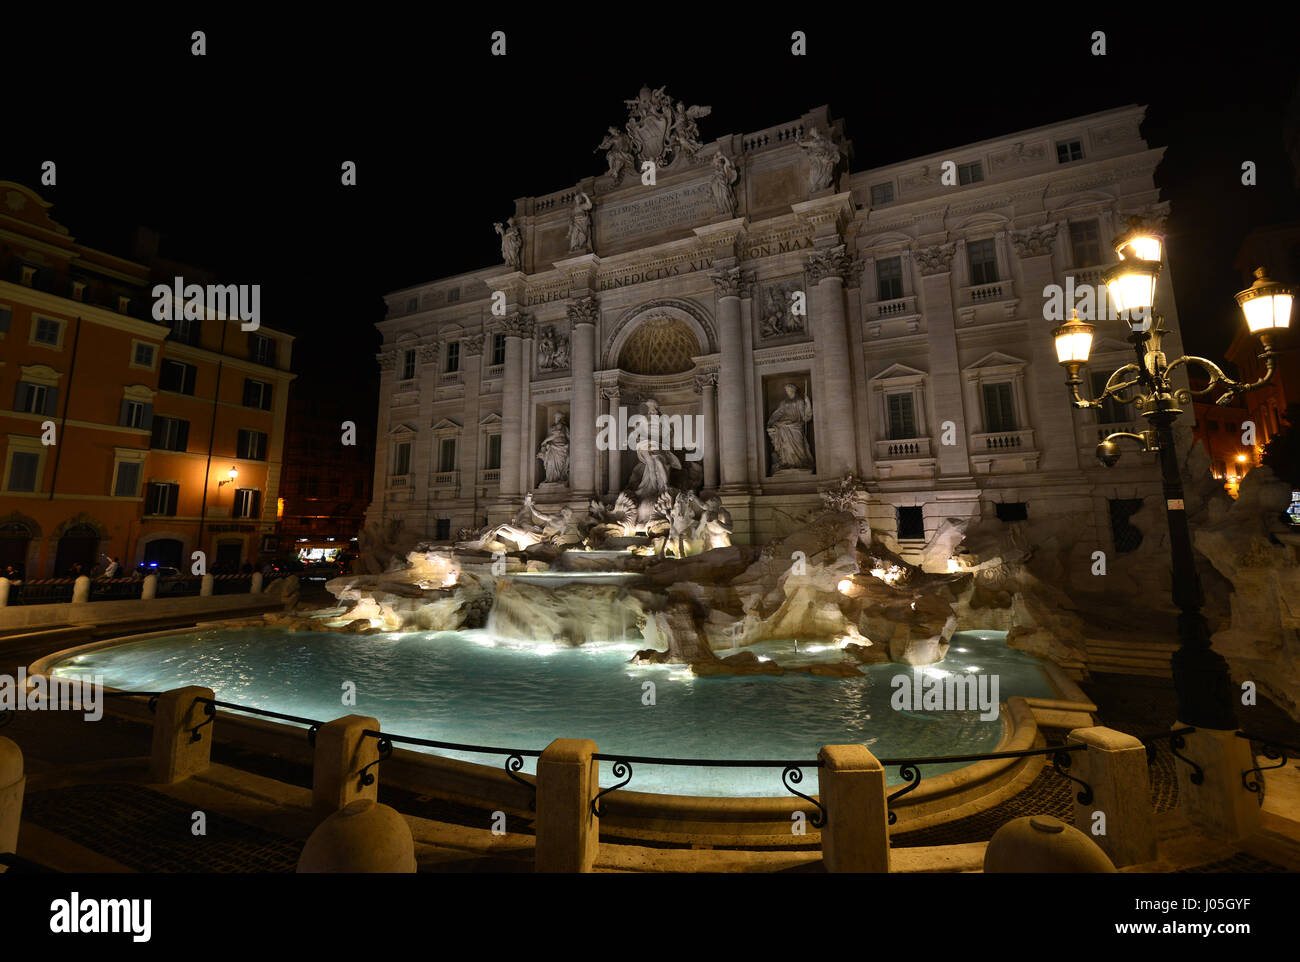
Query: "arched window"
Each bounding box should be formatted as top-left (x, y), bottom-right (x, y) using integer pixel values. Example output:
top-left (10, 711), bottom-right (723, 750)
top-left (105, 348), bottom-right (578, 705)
top-left (55, 523), bottom-right (100, 576)
top-left (0, 521), bottom-right (33, 578)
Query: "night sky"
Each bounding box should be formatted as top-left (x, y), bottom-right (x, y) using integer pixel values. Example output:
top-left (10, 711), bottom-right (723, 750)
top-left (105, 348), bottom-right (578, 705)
top-left (6, 14), bottom-right (1298, 431)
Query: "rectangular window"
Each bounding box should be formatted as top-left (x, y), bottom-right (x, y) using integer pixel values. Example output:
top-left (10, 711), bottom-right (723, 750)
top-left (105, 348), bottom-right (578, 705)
top-left (32, 317), bottom-right (61, 345)
top-left (237, 429), bottom-right (268, 461)
top-left (447, 289), bottom-right (461, 303)
top-left (406, 297), bottom-right (419, 312)
top-left (886, 393), bottom-right (917, 439)
top-left (996, 501), bottom-right (1029, 522)
top-left (133, 342), bottom-right (156, 367)
top-left (170, 316), bottom-right (201, 346)
top-left (968, 238), bottom-right (999, 285)
top-left (1056, 140), bottom-right (1084, 163)
top-left (445, 342), bottom-right (460, 373)
top-left (146, 482), bottom-right (180, 516)
top-left (958, 161), bottom-right (983, 185)
top-left (233, 488), bottom-right (262, 520)
top-left (876, 256), bottom-right (904, 301)
top-left (242, 378), bottom-right (273, 410)
top-left (1109, 498), bottom-right (1145, 552)
top-left (486, 433), bottom-right (502, 470)
top-left (159, 359), bottom-right (197, 395)
top-left (870, 182), bottom-right (894, 206)
top-left (435, 519), bottom-right (451, 540)
top-left (249, 334), bottom-right (276, 366)
top-left (982, 382), bottom-right (1018, 432)
top-left (897, 506), bottom-right (925, 540)
top-left (1090, 370), bottom-right (1131, 424)
top-left (492, 334), bottom-right (506, 367)
top-left (393, 441), bottom-right (411, 476)
top-left (1069, 219), bottom-right (1103, 269)
top-left (438, 438), bottom-right (457, 473)
top-left (113, 461), bottom-right (142, 497)
top-left (0, 306), bottom-right (11, 334)
top-left (402, 349), bottom-right (417, 381)
top-left (7, 451), bottom-right (39, 492)
top-left (121, 400), bottom-right (145, 428)
top-left (15, 382), bottom-right (48, 414)
top-left (151, 416), bottom-right (190, 452)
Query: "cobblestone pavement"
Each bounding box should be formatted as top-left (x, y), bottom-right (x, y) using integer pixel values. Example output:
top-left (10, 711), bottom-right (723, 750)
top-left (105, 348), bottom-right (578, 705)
top-left (23, 783), bottom-right (303, 873)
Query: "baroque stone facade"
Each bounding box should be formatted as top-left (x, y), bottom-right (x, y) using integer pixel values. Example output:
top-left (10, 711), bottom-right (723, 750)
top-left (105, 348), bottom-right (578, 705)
top-left (368, 99), bottom-right (1186, 561)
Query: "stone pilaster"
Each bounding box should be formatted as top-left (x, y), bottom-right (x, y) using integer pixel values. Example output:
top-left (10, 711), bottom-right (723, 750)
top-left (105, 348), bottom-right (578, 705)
top-left (807, 245), bottom-right (860, 477)
top-left (694, 371), bottom-right (719, 490)
top-left (601, 385), bottom-right (621, 495)
top-left (915, 243), bottom-right (972, 478)
top-left (568, 296), bottom-right (598, 497)
top-left (498, 312), bottom-right (533, 498)
top-left (459, 335), bottom-right (484, 503)
top-left (711, 266), bottom-right (750, 489)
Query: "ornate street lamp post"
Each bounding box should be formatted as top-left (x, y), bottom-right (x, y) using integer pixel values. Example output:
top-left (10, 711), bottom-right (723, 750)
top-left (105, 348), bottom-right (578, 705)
top-left (1051, 219), bottom-right (1294, 729)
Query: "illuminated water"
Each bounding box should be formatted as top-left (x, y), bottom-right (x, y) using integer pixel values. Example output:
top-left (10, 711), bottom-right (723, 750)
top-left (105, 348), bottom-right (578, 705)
top-left (50, 628), bottom-right (1055, 796)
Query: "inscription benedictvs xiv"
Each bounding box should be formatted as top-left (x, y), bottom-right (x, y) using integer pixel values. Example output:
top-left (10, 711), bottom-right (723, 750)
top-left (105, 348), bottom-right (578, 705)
top-left (596, 182), bottom-right (715, 247)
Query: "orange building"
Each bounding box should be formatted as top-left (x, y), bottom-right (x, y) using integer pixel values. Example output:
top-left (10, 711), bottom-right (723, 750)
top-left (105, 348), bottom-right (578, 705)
top-left (0, 181), bottom-right (294, 576)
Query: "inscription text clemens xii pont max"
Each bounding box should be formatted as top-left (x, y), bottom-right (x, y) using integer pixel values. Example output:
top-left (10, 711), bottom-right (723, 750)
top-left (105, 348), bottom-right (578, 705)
top-left (596, 181), bottom-right (715, 248)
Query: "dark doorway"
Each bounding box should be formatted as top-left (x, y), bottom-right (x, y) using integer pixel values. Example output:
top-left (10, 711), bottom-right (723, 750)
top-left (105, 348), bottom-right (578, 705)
top-left (897, 506), bottom-right (925, 540)
top-left (435, 519), bottom-right (451, 541)
top-left (0, 522), bottom-right (32, 578)
top-left (54, 524), bottom-right (99, 576)
top-left (216, 541), bottom-right (242, 572)
top-left (144, 538), bottom-right (183, 569)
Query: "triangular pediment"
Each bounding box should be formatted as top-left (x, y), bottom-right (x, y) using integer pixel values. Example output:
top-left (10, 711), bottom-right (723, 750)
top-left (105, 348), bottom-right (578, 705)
top-left (432, 417), bottom-right (462, 432)
top-left (389, 422), bottom-right (418, 438)
top-left (479, 412), bottom-right (503, 427)
top-left (968, 351), bottom-right (1025, 370)
top-left (870, 362), bottom-right (928, 382)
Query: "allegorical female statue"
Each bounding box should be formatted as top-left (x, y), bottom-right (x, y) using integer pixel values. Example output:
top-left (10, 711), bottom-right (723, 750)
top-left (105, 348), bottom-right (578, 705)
top-left (567, 192), bottom-right (593, 253)
top-left (797, 127), bottom-right (843, 193)
top-left (767, 382), bottom-right (814, 470)
top-left (537, 412), bottom-right (570, 484)
top-left (494, 217), bottom-right (522, 269)
top-left (710, 152), bottom-right (738, 216)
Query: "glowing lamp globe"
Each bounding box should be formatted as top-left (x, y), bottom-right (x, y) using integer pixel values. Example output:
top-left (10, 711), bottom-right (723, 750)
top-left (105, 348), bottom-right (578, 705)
top-left (1235, 267), bottom-right (1293, 334)
top-left (1052, 311), bottom-right (1095, 366)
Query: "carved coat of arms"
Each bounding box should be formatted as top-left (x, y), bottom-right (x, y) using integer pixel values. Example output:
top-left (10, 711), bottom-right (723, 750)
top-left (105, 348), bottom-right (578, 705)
top-left (607, 86), bottom-right (712, 173)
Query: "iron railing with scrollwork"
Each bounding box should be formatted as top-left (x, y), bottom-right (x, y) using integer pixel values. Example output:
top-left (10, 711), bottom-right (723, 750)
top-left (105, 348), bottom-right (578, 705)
top-left (1236, 731), bottom-right (1300, 806)
top-left (359, 729), bottom-right (543, 809)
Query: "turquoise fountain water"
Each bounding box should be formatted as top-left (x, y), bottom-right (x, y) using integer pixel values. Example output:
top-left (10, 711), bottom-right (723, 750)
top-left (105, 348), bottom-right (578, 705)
top-left (50, 628), bottom-right (1055, 796)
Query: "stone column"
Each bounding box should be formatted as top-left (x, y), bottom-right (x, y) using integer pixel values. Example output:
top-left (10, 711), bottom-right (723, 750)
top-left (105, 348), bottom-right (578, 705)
top-left (807, 246), bottom-right (860, 477)
top-left (459, 334), bottom-right (484, 502)
top-left (712, 267), bottom-right (750, 488)
top-left (519, 330), bottom-right (535, 494)
top-left (694, 372), bottom-right (719, 490)
top-left (915, 243), bottom-right (972, 476)
top-left (602, 385), bottom-right (622, 496)
top-left (568, 296), bottom-right (599, 498)
top-left (498, 313), bottom-right (532, 499)
top-left (367, 349), bottom-right (398, 528)
top-left (1012, 223), bottom-right (1081, 473)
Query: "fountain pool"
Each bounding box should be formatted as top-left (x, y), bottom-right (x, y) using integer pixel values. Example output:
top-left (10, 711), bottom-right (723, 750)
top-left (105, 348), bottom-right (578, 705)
top-left (48, 628), bottom-right (1056, 796)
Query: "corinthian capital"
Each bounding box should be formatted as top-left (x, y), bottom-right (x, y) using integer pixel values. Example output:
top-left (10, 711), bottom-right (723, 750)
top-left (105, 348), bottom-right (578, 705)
top-left (500, 311), bottom-right (535, 339)
top-left (462, 333), bottom-right (485, 356)
top-left (915, 242), bottom-right (957, 276)
top-left (806, 245), bottom-right (858, 284)
top-left (1009, 223), bottom-right (1059, 258)
top-left (566, 294), bottom-right (599, 326)
top-left (376, 350), bottom-right (397, 372)
top-left (693, 371), bottom-right (719, 393)
top-left (418, 342), bottom-right (439, 363)
top-left (710, 267), bottom-right (745, 299)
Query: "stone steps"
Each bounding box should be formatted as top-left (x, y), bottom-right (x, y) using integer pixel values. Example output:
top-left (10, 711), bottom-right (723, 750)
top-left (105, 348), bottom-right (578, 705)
top-left (1084, 637), bottom-right (1175, 677)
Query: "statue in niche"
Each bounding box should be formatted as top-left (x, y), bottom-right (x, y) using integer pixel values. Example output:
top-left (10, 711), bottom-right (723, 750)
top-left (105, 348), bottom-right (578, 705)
top-left (494, 217), bottom-right (522, 269)
top-left (537, 412), bottom-right (570, 484)
top-left (767, 382), bottom-right (814, 471)
top-left (797, 127), bottom-right (844, 194)
top-left (709, 152), bottom-right (739, 216)
top-left (567, 192), bottom-right (593, 253)
top-left (597, 127), bottom-right (636, 184)
top-left (537, 325), bottom-right (570, 372)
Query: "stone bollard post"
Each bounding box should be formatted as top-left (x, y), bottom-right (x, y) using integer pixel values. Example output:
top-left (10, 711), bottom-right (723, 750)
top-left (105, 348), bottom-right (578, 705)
top-left (818, 744), bottom-right (890, 872)
top-left (1173, 724), bottom-right (1262, 840)
top-left (142, 574), bottom-right (158, 600)
top-left (200, 573), bottom-right (215, 597)
top-left (72, 575), bottom-right (91, 603)
top-left (311, 715), bottom-right (381, 824)
top-left (535, 738), bottom-right (599, 873)
top-left (1066, 726), bottom-right (1157, 867)
top-left (0, 737), bottom-right (25, 862)
top-left (0, 577), bottom-right (9, 608)
top-left (149, 686), bottom-right (215, 783)
top-left (251, 572), bottom-right (263, 593)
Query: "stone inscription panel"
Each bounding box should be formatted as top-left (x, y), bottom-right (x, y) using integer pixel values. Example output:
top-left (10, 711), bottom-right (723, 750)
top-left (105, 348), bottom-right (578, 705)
top-left (595, 180), bottom-right (715, 249)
